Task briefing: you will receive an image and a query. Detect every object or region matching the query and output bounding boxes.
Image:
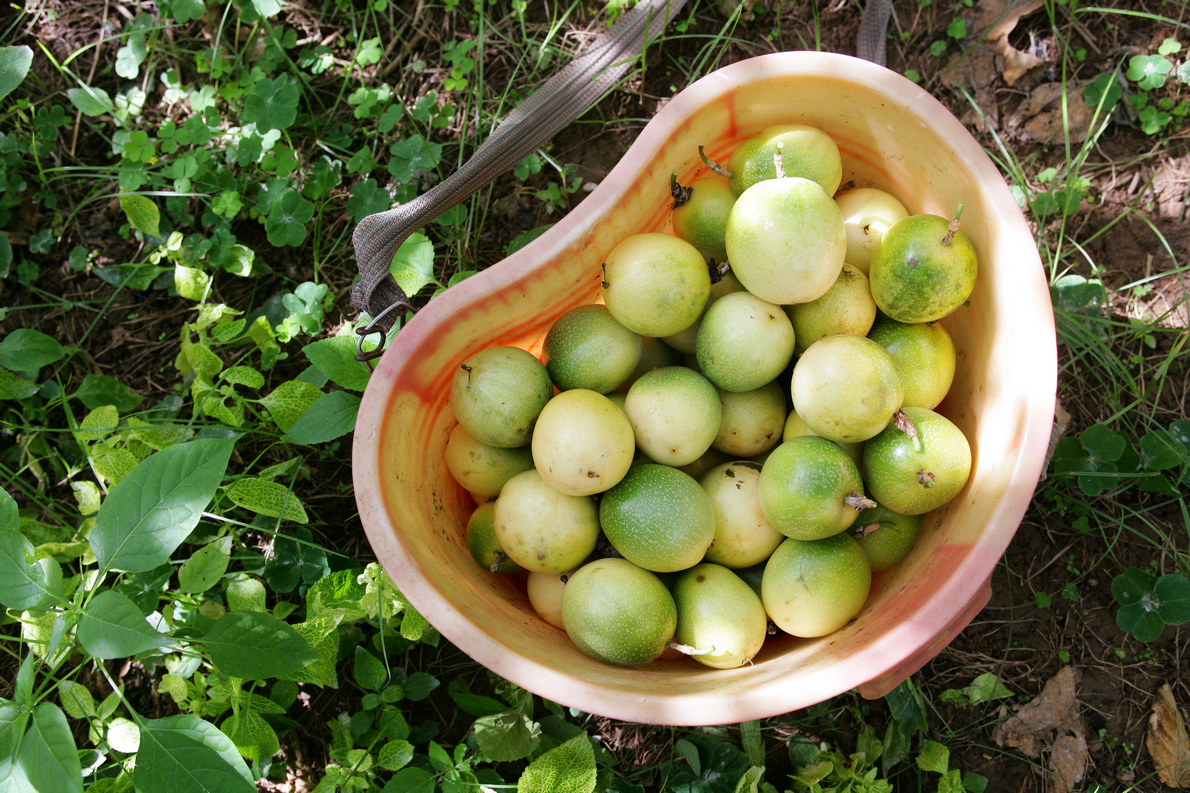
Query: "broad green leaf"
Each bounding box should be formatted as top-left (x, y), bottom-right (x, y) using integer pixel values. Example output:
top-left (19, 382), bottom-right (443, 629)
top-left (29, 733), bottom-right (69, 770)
top-left (389, 232), bottom-right (436, 299)
top-left (242, 75), bottom-right (299, 131)
top-left (280, 614), bottom-right (343, 688)
top-left (282, 391), bottom-right (360, 444)
top-left (178, 537), bottom-right (233, 594)
top-left (107, 717), bottom-right (141, 753)
top-left (0, 45), bottom-right (33, 103)
top-left (0, 529), bottom-right (52, 610)
top-left (307, 568), bottom-right (368, 621)
top-left (0, 488), bottom-right (15, 531)
top-left (916, 739), bottom-right (950, 775)
top-left (0, 329), bottom-right (65, 372)
top-left (79, 405), bottom-right (119, 442)
top-left (1140, 430), bottom-right (1186, 471)
top-left (259, 380), bottom-right (324, 432)
top-left (134, 715), bottom-right (255, 793)
top-left (447, 677), bottom-right (507, 717)
top-left (17, 703), bottom-right (81, 793)
top-left (224, 574), bottom-right (267, 612)
top-left (1154, 574), bottom-right (1190, 626)
top-left (90, 437), bottom-right (236, 574)
top-left (0, 369), bottom-right (38, 400)
top-left (77, 589), bottom-right (167, 659)
top-left (474, 711), bottom-right (541, 762)
top-left (57, 681), bottom-right (95, 720)
top-left (966, 672), bottom-right (1012, 704)
top-left (94, 263), bottom-right (168, 290)
top-left (118, 195), bottom-right (161, 240)
top-left (302, 336), bottom-right (371, 391)
top-left (66, 85), bottom-right (115, 117)
top-left (382, 767), bottom-right (436, 793)
top-left (159, 675), bottom-right (189, 706)
top-left (175, 265), bottom-right (211, 301)
top-left (403, 672), bottom-right (439, 702)
top-left (75, 373), bottom-right (143, 412)
top-left (354, 646), bottom-right (388, 691)
top-left (376, 740), bottom-right (414, 771)
top-left (90, 440), bottom-right (140, 486)
top-left (225, 478), bottom-right (308, 523)
top-left (251, 0), bottom-right (282, 19)
top-left (517, 733), bottom-right (596, 793)
top-left (0, 704), bottom-right (28, 793)
top-left (220, 709), bottom-right (278, 762)
top-left (199, 611), bottom-right (319, 680)
top-left (71, 481), bottom-right (103, 516)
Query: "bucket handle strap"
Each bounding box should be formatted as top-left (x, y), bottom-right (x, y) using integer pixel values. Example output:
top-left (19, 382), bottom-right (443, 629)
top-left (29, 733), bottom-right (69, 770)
top-left (352, 0), bottom-right (689, 364)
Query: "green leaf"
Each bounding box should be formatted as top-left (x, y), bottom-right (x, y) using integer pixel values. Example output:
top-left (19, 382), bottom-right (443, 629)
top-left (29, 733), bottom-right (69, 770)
top-left (75, 373), bottom-right (143, 412)
top-left (347, 178), bottom-right (390, 223)
top-left (94, 263), bottom-right (169, 290)
top-left (220, 709), bottom-right (279, 762)
top-left (91, 440), bottom-right (140, 486)
top-left (382, 767), bottom-right (436, 793)
top-left (266, 190), bottom-right (315, 247)
top-left (354, 646), bottom-right (389, 691)
top-left (916, 739), bottom-right (950, 775)
top-left (57, 681), bottom-right (95, 720)
top-left (226, 478), bottom-right (308, 523)
top-left (18, 703), bottom-right (81, 793)
top-left (66, 85), bottom-right (115, 117)
top-left (90, 437), bottom-right (236, 574)
top-left (0, 45), bottom-right (33, 103)
top-left (475, 711), bottom-right (542, 762)
top-left (175, 265), bottom-right (212, 301)
top-left (1154, 574), bottom-right (1190, 626)
top-left (388, 135), bottom-right (442, 183)
top-left (263, 526), bottom-right (328, 593)
top-left (307, 568), bottom-right (367, 621)
top-left (279, 614), bottom-right (342, 688)
top-left (178, 537), bottom-right (233, 594)
top-left (389, 232), bottom-right (436, 299)
top-left (119, 195), bottom-right (161, 240)
top-left (0, 329), bottom-right (65, 372)
top-left (376, 740), bottom-right (414, 771)
top-left (0, 369), bottom-right (39, 400)
top-left (403, 672), bottom-right (440, 702)
top-left (302, 336), bottom-right (371, 392)
top-left (224, 574), bottom-right (267, 612)
top-left (517, 734), bottom-right (596, 793)
top-left (1112, 566), bottom-right (1157, 607)
top-left (80, 405), bottom-right (119, 442)
top-left (243, 75), bottom-right (299, 131)
top-left (447, 678), bottom-right (507, 717)
top-left (966, 672), bottom-right (1012, 704)
top-left (282, 391), bottom-right (360, 444)
top-left (76, 589), bottom-right (167, 659)
top-left (0, 489), bottom-right (15, 531)
top-left (1140, 430), bottom-right (1185, 471)
top-left (134, 715), bottom-right (255, 793)
top-left (199, 610), bottom-right (319, 680)
top-left (0, 528), bottom-right (52, 610)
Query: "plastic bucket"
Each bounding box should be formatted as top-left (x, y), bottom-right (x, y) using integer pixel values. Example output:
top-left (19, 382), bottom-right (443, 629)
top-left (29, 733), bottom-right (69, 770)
top-left (353, 52), bottom-right (1056, 726)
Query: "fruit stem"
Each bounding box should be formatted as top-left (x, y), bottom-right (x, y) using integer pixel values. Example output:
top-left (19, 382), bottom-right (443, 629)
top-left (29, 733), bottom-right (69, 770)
top-left (894, 409), bottom-right (923, 454)
top-left (942, 204), bottom-right (965, 246)
top-left (917, 469), bottom-right (936, 488)
top-left (667, 640), bottom-right (715, 656)
top-left (844, 493), bottom-right (878, 511)
top-left (698, 145), bottom-right (733, 178)
top-left (708, 259), bottom-right (730, 285)
top-left (774, 141), bottom-right (786, 179)
top-left (669, 171), bottom-right (693, 209)
top-left (489, 553), bottom-right (507, 573)
top-left (600, 262), bottom-right (609, 289)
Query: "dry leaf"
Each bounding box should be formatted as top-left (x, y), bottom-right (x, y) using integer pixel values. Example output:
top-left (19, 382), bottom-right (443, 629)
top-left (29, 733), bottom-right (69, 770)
top-left (993, 666), bottom-right (1088, 793)
top-left (1004, 81), bottom-right (1096, 143)
top-left (1147, 683), bottom-right (1190, 789)
top-left (972, 0), bottom-right (1047, 41)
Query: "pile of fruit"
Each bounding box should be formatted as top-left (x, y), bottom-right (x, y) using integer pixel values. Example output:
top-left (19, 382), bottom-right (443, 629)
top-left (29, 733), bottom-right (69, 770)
top-left (444, 123), bottom-right (975, 669)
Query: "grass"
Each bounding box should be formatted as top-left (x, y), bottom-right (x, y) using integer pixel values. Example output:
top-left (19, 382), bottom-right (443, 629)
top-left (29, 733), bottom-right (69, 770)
top-left (1, 0), bottom-right (1189, 791)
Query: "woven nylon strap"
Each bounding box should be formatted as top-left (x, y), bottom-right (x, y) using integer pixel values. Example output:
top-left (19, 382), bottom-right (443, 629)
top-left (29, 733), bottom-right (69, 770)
top-left (351, 0), bottom-right (688, 334)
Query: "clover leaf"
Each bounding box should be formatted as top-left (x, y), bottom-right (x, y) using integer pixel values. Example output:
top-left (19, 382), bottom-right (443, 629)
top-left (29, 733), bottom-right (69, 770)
top-left (347, 178), bottom-right (390, 223)
top-left (243, 75), bottom-right (300, 131)
top-left (266, 189), bottom-right (315, 247)
top-left (388, 135), bottom-right (442, 183)
top-left (1113, 568), bottom-right (1190, 642)
top-left (1127, 54), bottom-right (1173, 91)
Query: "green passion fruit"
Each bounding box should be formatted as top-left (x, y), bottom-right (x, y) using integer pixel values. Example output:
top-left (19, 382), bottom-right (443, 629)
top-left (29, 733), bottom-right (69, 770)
top-left (670, 175), bottom-right (736, 265)
top-left (869, 212), bottom-right (978, 324)
top-left (466, 501), bottom-right (523, 574)
top-left (758, 436), bottom-right (873, 541)
top-left (791, 334), bottom-right (904, 444)
top-left (862, 407), bottom-right (973, 515)
top-left (598, 464), bottom-right (716, 573)
top-left (762, 533), bottom-right (872, 638)
top-left (726, 124), bottom-right (843, 196)
top-left (866, 316), bottom-right (956, 410)
top-left (785, 263), bottom-right (877, 356)
top-left (851, 502), bottom-right (923, 572)
top-left (493, 469), bottom-right (600, 574)
top-left (561, 557), bottom-right (677, 667)
top-left (450, 346), bottom-right (554, 448)
top-left (624, 366), bottom-right (722, 467)
top-left (724, 176), bottom-right (847, 306)
top-left (531, 389), bottom-right (635, 496)
top-left (444, 422), bottom-right (535, 498)
top-left (541, 304), bottom-right (643, 393)
top-left (601, 233), bottom-right (711, 338)
top-left (672, 563), bottom-right (767, 669)
top-left (696, 291), bottom-right (795, 393)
